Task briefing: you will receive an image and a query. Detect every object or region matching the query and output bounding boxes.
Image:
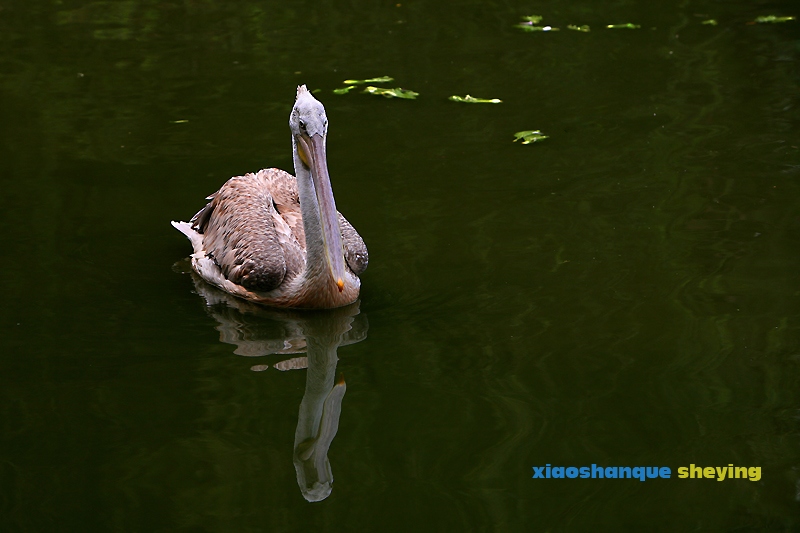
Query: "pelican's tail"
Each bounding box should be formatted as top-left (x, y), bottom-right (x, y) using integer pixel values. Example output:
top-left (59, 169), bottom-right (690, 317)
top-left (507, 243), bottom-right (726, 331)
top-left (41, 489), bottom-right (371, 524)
top-left (171, 220), bottom-right (204, 253)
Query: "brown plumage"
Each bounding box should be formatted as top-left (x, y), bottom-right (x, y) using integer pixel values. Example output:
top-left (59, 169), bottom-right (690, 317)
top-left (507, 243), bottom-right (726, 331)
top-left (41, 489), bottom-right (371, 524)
top-left (172, 86), bottom-right (367, 308)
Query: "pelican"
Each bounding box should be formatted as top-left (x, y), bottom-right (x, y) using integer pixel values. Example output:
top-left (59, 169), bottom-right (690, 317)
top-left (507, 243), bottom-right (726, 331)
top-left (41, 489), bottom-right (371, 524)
top-left (172, 85), bottom-right (368, 309)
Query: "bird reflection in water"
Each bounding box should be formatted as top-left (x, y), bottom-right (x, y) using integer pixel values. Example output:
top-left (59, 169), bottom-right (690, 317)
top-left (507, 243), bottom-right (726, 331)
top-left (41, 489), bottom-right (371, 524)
top-left (183, 267), bottom-right (367, 502)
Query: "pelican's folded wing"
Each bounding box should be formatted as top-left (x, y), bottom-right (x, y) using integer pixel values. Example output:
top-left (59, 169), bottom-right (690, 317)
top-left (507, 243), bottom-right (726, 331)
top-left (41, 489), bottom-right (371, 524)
top-left (191, 173), bottom-right (288, 292)
top-left (338, 213), bottom-right (368, 275)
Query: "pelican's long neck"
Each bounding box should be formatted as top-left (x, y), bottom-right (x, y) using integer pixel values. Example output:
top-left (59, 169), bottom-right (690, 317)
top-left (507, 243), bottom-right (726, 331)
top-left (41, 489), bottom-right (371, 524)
top-left (292, 137), bottom-right (343, 286)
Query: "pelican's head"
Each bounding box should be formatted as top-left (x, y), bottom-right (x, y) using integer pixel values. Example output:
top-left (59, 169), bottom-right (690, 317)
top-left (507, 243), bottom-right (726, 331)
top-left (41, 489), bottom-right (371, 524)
top-left (290, 85), bottom-right (345, 292)
top-left (290, 85), bottom-right (328, 140)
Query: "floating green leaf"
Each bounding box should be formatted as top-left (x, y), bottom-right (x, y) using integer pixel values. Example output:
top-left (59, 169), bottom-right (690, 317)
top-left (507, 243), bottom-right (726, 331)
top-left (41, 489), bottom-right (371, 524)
top-left (567, 24), bottom-right (591, 32)
top-left (513, 130), bottom-right (549, 144)
top-left (701, 19), bottom-right (718, 25)
top-left (521, 15), bottom-right (543, 24)
top-left (606, 23), bottom-right (641, 29)
top-left (753, 15), bottom-right (795, 23)
top-left (333, 85), bottom-right (357, 94)
top-left (516, 24), bottom-right (559, 32)
top-left (449, 95), bottom-right (502, 104)
top-left (342, 76), bottom-right (394, 85)
top-left (170, 119), bottom-right (189, 124)
top-left (363, 86), bottom-right (418, 99)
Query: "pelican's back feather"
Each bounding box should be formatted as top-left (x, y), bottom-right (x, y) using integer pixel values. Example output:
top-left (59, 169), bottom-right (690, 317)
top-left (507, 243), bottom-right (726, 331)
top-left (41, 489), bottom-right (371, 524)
top-left (177, 167), bottom-right (367, 298)
top-left (191, 170), bottom-right (296, 292)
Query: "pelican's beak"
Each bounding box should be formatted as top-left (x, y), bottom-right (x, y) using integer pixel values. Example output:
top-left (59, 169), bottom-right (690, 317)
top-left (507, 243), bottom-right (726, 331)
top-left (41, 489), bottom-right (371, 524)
top-left (297, 132), bottom-right (346, 292)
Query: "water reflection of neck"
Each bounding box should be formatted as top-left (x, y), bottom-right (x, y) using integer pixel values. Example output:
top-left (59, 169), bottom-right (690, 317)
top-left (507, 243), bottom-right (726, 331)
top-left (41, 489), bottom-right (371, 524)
top-left (293, 326), bottom-right (348, 502)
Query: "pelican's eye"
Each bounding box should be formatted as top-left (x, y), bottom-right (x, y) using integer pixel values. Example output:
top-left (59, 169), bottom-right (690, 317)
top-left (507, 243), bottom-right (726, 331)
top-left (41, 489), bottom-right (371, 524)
top-left (299, 120), bottom-right (306, 132)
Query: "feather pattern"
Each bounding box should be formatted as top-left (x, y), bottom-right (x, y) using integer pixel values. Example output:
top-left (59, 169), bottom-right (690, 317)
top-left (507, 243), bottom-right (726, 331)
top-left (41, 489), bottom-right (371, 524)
top-left (173, 85), bottom-right (367, 308)
top-left (173, 168), bottom-right (368, 307)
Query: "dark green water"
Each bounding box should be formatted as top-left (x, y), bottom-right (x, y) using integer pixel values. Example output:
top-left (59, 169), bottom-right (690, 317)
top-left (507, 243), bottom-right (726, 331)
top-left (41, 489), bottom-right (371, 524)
top-left (2, 0), bottom-right (800, 530)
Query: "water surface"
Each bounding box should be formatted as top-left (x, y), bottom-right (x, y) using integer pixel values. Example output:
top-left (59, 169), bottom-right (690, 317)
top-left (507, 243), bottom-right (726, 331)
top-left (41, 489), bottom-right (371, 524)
top-left (1, 0), bottom-right (799, 530)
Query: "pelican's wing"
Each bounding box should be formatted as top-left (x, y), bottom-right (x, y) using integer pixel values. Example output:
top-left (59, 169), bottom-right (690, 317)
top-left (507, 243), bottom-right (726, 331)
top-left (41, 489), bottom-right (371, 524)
top-left (191, 170), bottom-right (300, 292)
top-left (338, 213), bottom-right (368, 275)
